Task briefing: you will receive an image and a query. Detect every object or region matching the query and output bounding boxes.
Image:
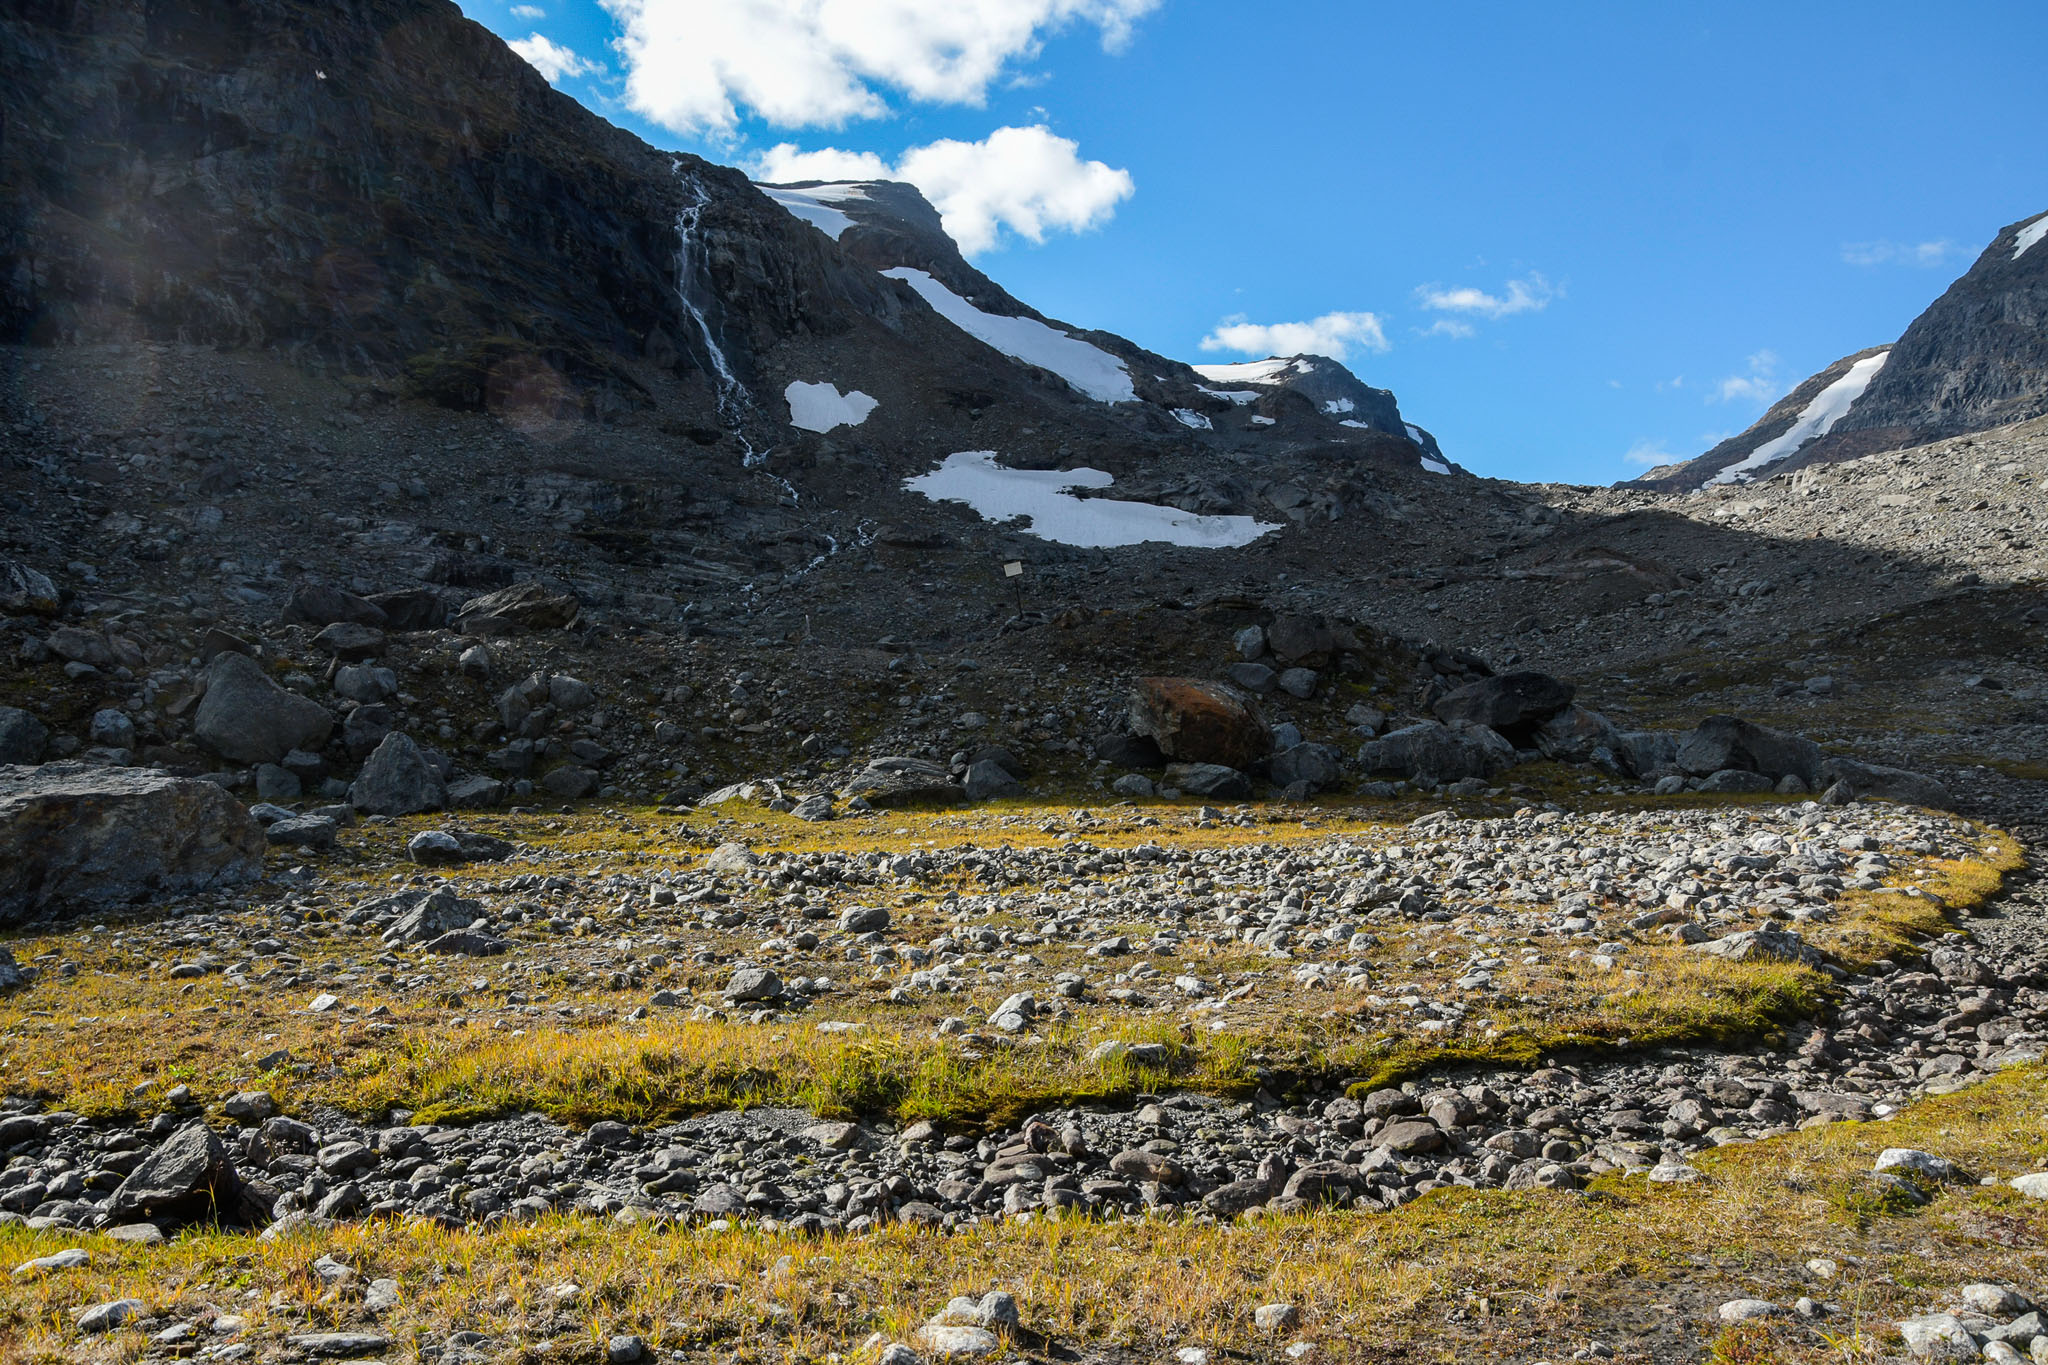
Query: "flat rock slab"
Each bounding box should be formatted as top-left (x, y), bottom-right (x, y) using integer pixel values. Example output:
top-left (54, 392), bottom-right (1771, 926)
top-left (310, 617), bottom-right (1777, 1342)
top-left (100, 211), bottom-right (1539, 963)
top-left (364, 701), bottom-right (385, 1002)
top-left (0, 763), bottom-right (263, 922)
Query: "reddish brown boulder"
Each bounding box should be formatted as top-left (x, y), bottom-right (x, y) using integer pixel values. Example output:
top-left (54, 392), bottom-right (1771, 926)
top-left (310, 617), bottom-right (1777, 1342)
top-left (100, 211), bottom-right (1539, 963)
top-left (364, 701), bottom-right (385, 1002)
top-left (1127, 678), bottom-right (1273, 769)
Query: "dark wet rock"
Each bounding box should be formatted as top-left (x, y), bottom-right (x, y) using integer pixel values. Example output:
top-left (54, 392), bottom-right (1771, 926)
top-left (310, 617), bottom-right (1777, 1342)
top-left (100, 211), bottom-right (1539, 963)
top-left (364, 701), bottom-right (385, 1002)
top-left (193, 652), bottom-right (334, 766)
top-left (1432, 671), bottom-right (1575, 745)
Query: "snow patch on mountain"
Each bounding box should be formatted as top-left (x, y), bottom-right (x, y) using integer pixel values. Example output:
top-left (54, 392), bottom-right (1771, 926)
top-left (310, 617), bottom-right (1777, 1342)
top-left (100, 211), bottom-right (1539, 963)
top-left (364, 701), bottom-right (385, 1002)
top-left (905, 451), bottom-right (1275, 549)
top-left (1171, 409), bottom-right (1213, 430)
top-left (1323, 397), bottom-right (1355, 414)
top-left (784, 380), bottom-right (878, 433)
top-left (1192, 357), bottom-right (1315, 385)
top-left (1197, 385), bottom-right (1261, 405)
top-left (2015, 214), bottom-right (2048, 261)
top-left (759, 184), bottom-right (868, 240)
top-left (1707, 350), bottom-right (1890, 486)
top-left (1421, 458), bottom-right (1451, 475)
top-left (883, 268), bottom-right (1135, 404)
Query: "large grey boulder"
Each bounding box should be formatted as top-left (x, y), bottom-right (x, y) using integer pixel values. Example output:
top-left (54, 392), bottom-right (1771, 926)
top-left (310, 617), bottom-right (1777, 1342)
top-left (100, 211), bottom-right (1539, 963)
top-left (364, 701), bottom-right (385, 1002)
top-left (0, 708), bottom-right (48, 765)
top-left (0, 764), bottom-right (264, 922)
top-left (194, 653), bottom-right (333, 765)
top-left (281, 584), bottom-right (388, 629)
top-left (961, 759), bottom-right (1024, 802)
top-left (1674, 716), bottom-right (1822, 786)
top-left (350, 733), bottom-right (447, 815)
top-left (1432, 671), bottom-right (1575, 745)
top-left (1817, 758), bottom-right (1953, 809)
top-left (1267, 743), bottom-right (1345, 792)
top-left (841, 757), bottom-right (963, 808)
top-left (1162, 762), bottom-right (1251, 798)
top-left (108, 1121), bottom-right (269, 1225)
top-left (1358, 722), bottom-right (1512, 786)
top-left (379, 887), bottom-right (483, 945)
top-left (1128, 677), bottom-right (1272, 768)
top-left (1534, 706), bottom-right (1620, 763)
top-left (1616, 730), bottom-right (1681, 780)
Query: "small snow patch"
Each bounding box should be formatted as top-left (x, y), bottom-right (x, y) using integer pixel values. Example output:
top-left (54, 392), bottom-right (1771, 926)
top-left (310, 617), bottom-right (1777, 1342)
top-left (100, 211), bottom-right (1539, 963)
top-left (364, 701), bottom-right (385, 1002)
top-left (1171, 409), bottom-right (1213, 430)
top-left (1250, 415), bottom-right (1276, 426)
top-left (1323, 397), bottom-right (1355, 414)
top-left (906, 451), bottom-right (1275, 549)
top-left (883, 268), bottom-right (1134, 404)
top-left (2015, 214), bottom-right (2048, 261)
top-left (1338, 419), bottom-right (1372, 429)
top-left (1196, 385), bottom-right (1260, 405)
top-left (1421, 458), bottom-right (1451, 475)
top-left (1191, 357), bottom-right (1315, 385)
top-left (759, 184), bottom-right (868, 240)
top-left (784, 381), bottom-right (878, 433)
top-left (1404, 422), bottom-right (1426, 442)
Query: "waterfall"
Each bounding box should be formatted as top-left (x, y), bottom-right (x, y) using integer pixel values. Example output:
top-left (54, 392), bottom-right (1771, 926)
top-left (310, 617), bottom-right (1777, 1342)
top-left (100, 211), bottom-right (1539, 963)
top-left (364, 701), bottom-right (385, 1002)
top-left (672, 170), bottom-right (764, 469)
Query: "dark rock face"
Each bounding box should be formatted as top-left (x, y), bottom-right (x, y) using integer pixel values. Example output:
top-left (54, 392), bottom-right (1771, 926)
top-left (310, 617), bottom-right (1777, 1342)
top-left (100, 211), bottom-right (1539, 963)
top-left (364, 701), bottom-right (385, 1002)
top-left (1358, 721), bottom-right (1511, 787)
top-left (1824, 212), bottom-right (2048, 446)
top-left (0, 764), bottom-right (264, 921)
top-left (0, 0), bottom-right (887, 405)
top-left (1432, 671), bottom-right (1576, 746)
top-left (1818, 758), bottom-right (1953, 809)
top-left (453, 581), bottom-right (581, 635)
top-left (1128, 677), bottom-right (1273, 769)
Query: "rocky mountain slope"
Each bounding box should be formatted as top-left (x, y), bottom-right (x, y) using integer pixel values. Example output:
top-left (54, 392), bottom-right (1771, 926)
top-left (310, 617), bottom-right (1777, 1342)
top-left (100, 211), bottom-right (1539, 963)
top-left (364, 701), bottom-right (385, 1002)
top-left (1632, 210), bottom-right (2046, 490)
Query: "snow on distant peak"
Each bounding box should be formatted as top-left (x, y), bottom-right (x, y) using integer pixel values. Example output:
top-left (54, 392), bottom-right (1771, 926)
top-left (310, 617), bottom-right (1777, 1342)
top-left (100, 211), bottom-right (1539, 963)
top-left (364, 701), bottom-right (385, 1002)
top-left (1338, 419), bottom-right (1371, 430)
top-left (905, 452), bottom-right (1275, 549)
top-left (882, 268), bottom-right (1136, 404)
top-left (1171, 409), bottom-right (1212, 430)
top-left (1196, 385), bottom-right (1260, 405)
top-left (759, 184), bottom-right (870, 240)
top-left (1403, 422), bottom-right (1425, 442)
top-left (2015, 214), bottom-right (2048, 261)
top-left (1323, 397), bottom-right (1355, 414)
top-left (1421, 458), bottom-right (1451, 475)
top-left (1707, 350), bottom-right (1890, 487)
top-left (784, 380), bottom-right (878, 433)
top-left (1190, 356), bottom-right (1314, 385)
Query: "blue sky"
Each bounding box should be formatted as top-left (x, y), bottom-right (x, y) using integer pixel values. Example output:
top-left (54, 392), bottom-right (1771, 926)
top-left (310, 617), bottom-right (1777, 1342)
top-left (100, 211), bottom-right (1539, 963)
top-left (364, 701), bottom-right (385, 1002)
top-left (461, 0), bottom-right (2047, 485)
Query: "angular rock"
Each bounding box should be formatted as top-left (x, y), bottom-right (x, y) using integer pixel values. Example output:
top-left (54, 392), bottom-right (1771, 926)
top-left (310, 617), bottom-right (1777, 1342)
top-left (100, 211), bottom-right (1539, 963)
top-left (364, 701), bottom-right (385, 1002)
top-left (1674, 715), bottom-right (1822, 786)
top-left (541, 766), bottom-right (599, 799)
top-left (453, 581), bottom-right (581, 635)
top-left (194, 653), bottom-right (334, 765)
top-left (1432, 671), bottom-right (1575, 744)
top-left (725, 967), bottom-right (783, 1002)
top-left (1689, 927), bottom-right (1824, 966)
top-left (1267, 742), bottom-right (1344, 792)
top-left (108, 1120), bottom-right (263, 1225)
top-left (282, 584), bottom-right (389, 629)
top-left (350, 733), bottom-right (447, 815)
top-left (841, 757), bottom-right (963, 808)
top-left (1358, 721), bottom-right (1511, 787)
top-left (961, 759), bottom-right (1023, 802)
top-left (1128, 677), bottom-right (1272, 768)
top-left (1162, 762), bottom-right (1251, 798)
top-left (0, 708), bottom-right (49, 766)
top-left (379, 887), bottom-right (483, 945)
top-left (1534, 706), bottom-right (1620, 763)
top-left (0, 764), bottom-right (263, 922)
top-left (1090, 731), bottom-right (1165, 769)
top-left (365, 588), bottom-right (448, 632)
top-left (0, 560), bottom-right (59, 616)
top-left (1816, 758), bottom-right (1953, 810)
top-left (312, 622), bottom-right (386, 661)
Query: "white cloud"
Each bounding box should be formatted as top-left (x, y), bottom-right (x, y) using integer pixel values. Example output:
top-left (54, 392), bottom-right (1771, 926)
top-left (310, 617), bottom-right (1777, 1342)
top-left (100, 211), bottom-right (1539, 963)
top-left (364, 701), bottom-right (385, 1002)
top-left (1199, 312), bottom-right (1390, 362)
top-left (1415, 272), bottom-right (1557, 319)
top-left (509, 33), bottom-right (596, 83)
top-left (600, 0), bottom-right (1160, 136)
top-left (1423, 319), bottom-right (1475, 340)
top-left (1624, 441), bottom-right (1677, 467)
top-left (1841, 239), bottom-right (1962, 267)
top-left (1713, 350), bottom-right (1780, 404)
top-left (755, 126), bottom-right (1133, 255)
top-left (510, 4), bottom-right (545, 17)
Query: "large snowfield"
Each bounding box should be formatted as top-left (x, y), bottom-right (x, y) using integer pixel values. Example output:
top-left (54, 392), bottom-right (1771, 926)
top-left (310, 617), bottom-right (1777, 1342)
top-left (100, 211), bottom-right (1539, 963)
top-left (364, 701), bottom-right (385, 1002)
top-left (905, 451), bottom-right (1275, 548)
top-left (1708, 350), bottom-right (1891, 486)
top-left (784, 380), bottom-right (879, 433)
top-left (882, 269), bottom-right (1136, 404)
top-left (758, 183), bottom-right (871, 240)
